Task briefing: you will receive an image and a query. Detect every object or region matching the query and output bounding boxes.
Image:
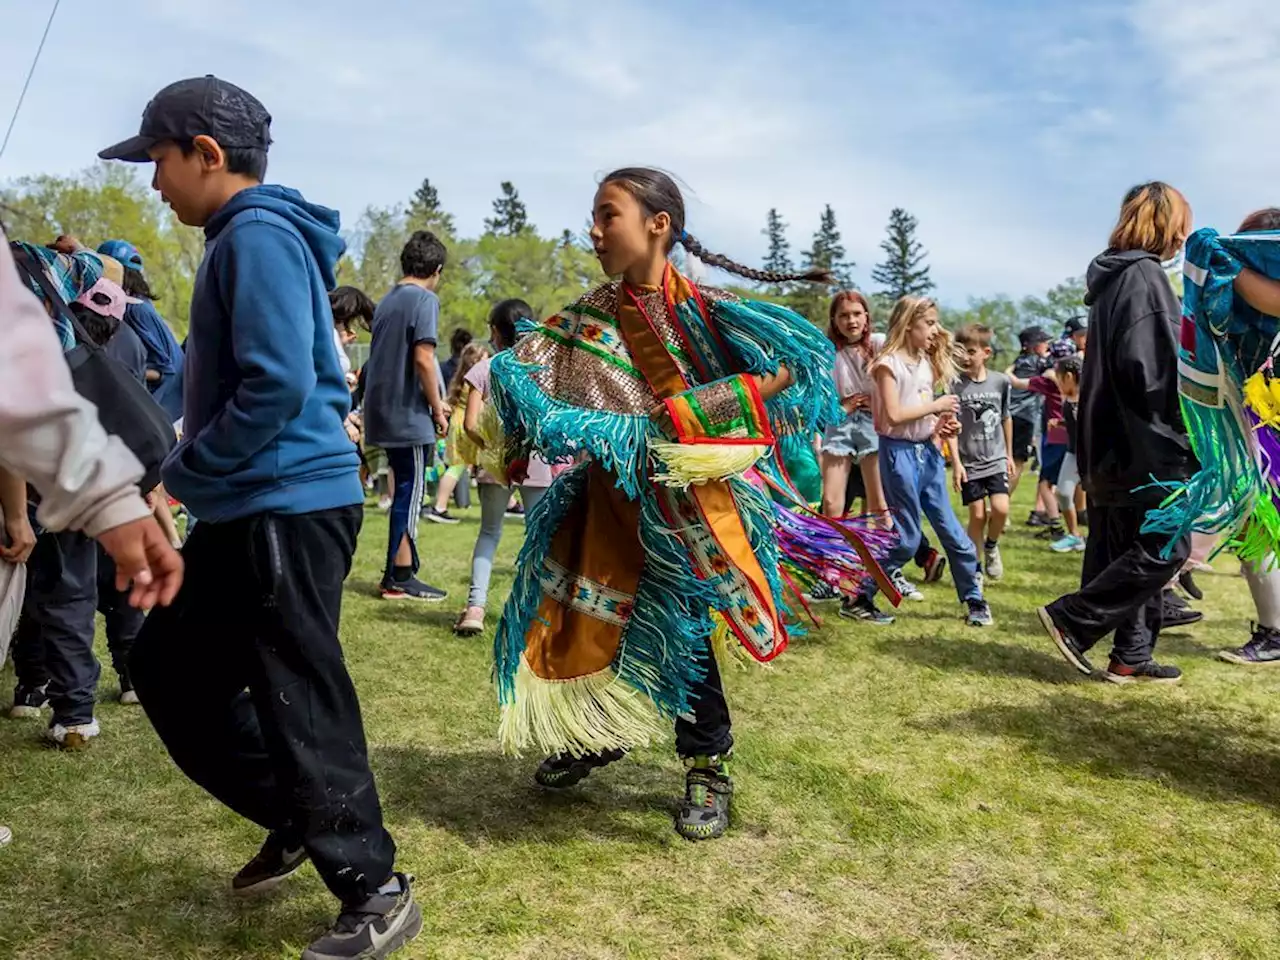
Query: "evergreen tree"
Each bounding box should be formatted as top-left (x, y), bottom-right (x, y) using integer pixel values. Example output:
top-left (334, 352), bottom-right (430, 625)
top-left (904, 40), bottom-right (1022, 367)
top-left (484, 181), bottom-right (532, 236)
top-left (761, 208), bottom-right (793, 282)
top-left (802, 205), bottom-right (854, 287)
top-left (406, 176), bottom-right (455, 237)
top-left (871, 207), bottom-right (935, 300)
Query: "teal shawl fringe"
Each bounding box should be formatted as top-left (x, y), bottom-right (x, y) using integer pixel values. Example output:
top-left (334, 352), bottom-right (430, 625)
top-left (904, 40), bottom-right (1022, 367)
top-left (488, 351), bottom-right (652, 499)
top-left (709, 297), bottom-right (842, 437)
top-left (493, 465), bottom-right (586, 704)
top-left (1140, 397), bottom-right (1256, 558)
top-left (492, 461), bottom-right (722, 722)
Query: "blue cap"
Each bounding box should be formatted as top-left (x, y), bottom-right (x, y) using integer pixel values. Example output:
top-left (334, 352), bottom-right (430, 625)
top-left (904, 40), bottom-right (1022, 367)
top-left (97, 240), bottom-right (143, 273)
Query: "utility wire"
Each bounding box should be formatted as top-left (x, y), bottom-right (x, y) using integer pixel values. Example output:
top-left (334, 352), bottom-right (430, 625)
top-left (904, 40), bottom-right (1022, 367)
top-left (0, 0), bottom-right (62, 165)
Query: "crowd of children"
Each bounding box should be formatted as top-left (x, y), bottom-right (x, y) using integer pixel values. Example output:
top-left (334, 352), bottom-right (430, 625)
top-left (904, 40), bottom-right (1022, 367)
top-left (2, 69), bottom-right (1269, 960)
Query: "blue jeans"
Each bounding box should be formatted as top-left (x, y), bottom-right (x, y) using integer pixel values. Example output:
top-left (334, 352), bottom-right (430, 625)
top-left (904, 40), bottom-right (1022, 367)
top-left (877, 436), bottom-right (982, 603)
top-left (467, 483), bottom-right (548, 609)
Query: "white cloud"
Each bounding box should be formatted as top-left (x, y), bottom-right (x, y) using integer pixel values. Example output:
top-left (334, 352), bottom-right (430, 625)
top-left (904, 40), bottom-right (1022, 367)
top-left (5, 0), bottom-right (1271, 300)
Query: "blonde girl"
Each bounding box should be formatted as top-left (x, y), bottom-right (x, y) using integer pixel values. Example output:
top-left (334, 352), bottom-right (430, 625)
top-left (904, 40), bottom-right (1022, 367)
top-left (820, 290), bottom-right (888, 521)
top-left (844, 296), bottom-right (992, 627)
top-left (425, 341), bottom-right (492, 523)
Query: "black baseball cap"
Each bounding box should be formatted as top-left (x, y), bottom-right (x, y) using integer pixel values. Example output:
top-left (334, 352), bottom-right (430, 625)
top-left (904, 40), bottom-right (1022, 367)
top-left (1018, 326), bottom-right (1052, 347)
top-left (1064, 315), bottom-right (1088, 336)
top-left (99, 75), bottom-right (272, 163)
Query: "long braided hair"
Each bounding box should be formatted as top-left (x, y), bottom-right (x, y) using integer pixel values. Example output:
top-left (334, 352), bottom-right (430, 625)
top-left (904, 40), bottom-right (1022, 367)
top-left (601, 167), bottom-right (833, 286)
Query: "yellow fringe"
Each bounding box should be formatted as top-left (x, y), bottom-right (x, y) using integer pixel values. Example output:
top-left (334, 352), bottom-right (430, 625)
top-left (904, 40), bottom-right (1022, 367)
top-left (497, 656), bottom-right (662, 758)
top-left (650, 441), bottom-right (766, 487)
top-left (474, 400), bottom-right (511, 481)
top-left (1244, 372), bottom-right (1280, 429)
top-left (708, 613), bottom-right (754, 673)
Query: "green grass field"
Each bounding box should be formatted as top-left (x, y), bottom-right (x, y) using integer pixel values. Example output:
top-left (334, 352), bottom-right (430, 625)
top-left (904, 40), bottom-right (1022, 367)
top-left (2, 485), bottom-right (1278, 959)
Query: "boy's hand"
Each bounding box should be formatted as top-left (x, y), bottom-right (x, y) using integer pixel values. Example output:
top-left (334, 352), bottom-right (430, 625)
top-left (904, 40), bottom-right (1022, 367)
top-left (1, 513), bottom-right (36, 564)
top-left (953, 463), bottom-right (967, 494)
top-left (1048, 417), bottom-right (1063, 431)
top-left (1006, 456), bottom-right (1017, 479)
top-left (95, 517), bottom-right (184, 609)
top-left (433, 409), bottom-right (450, 436)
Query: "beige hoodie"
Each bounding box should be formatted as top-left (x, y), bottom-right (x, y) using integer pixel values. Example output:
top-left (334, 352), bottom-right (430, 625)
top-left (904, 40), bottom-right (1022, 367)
top-left (0, 230), bottom-right (150, 536)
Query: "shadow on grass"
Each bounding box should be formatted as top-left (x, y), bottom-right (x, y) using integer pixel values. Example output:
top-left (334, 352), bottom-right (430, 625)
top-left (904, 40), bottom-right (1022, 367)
top-left (373, 745), bottom-right (675, 845)
top-left (924, 691), bottom-right (1280, 807)
top-left (879, 633), bottom-right (1079, 683)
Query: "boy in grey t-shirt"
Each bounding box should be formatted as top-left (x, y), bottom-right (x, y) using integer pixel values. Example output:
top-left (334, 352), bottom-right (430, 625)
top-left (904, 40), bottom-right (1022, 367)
top-left (950, 324), bottom-right (1014, 580)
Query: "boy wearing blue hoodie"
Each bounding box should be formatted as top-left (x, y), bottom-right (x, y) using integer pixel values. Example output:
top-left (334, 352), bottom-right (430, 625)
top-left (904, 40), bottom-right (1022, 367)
top-left (99, 77), bottom-right (420, 960)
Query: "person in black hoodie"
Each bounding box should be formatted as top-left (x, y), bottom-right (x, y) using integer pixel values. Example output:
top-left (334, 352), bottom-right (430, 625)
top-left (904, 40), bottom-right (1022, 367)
top-left (1038, 182), bottom-right (1197, 685)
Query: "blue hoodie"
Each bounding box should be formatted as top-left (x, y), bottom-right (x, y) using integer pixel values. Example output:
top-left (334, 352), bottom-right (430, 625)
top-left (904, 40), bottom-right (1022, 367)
top-left (162, 185), bottom-right (361, 522)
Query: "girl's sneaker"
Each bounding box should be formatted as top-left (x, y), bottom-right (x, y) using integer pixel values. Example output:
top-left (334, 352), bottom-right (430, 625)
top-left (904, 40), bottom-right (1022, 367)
top-left (675, 756), bottom-right (732, 842)
top-left (1103, 660), bottom-right (1182, 685)
top-left (919, 548), bottom-right (947, 583)
top-left (1050, 533), bottom-right (1085, 553)
top-left (839, 595), bottom-right (895, 625)
top-left (889, 568), bottom-right (924, 602)
top-left (423, 506), bottom-right (461, 524)
top-left (453, 607), bottom-right (485, 636)
top-left (806, 581), bottom-right (839, 602)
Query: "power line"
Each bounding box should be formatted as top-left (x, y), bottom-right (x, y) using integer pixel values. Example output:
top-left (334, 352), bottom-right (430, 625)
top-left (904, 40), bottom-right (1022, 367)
top-left (0, 0), bottom-right (62, 165)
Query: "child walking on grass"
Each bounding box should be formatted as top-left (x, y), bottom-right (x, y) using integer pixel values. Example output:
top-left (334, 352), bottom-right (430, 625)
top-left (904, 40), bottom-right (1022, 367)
top-left (844, 297), bottom-right (993, 627)
top-left (949, 323), bottom-right (1014, 581)
top-left (1008, 357), bottom-right (1081, 552)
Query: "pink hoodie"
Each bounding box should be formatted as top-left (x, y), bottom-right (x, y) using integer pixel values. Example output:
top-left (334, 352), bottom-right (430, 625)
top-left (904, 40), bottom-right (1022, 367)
top-left (0, 230), bottom-right (150, 536)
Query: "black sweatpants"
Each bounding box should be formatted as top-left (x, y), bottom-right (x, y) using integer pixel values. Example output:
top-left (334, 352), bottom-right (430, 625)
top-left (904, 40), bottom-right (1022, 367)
top-left (13, 527), bottom-right (99, 726)
top-left (674, 639), bottom-right (733, 758)
top-left (1046, 502), bottom-right (1190, 666)
top-left (129, 505), bottom-right (396, 907)
top-left (96, 546), bottom-right (146, 691)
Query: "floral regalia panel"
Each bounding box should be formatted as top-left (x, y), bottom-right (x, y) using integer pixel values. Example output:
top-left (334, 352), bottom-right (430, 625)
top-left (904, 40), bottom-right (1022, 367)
top-left (1142, 228), bottom-right (1280, 561)
top-left (486, 266), bottom-right (891, 757)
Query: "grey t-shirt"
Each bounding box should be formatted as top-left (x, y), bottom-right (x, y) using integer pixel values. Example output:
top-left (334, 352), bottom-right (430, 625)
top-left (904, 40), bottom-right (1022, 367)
top-left (953, 371), bottom-right (1011, 479)
top-left (364, 284), bottom-right (440, 448)
top-left (1008, 351), bottom-right (1050, 422)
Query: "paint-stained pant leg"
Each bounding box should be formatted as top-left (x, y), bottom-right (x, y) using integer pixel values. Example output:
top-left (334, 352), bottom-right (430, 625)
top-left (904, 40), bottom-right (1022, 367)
top-left (130, 506), bottom-right (397, 907)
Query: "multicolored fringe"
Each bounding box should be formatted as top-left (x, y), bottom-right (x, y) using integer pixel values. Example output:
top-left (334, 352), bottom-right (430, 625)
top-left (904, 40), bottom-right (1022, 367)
top-left (770, 507), bottom-right (897, 598)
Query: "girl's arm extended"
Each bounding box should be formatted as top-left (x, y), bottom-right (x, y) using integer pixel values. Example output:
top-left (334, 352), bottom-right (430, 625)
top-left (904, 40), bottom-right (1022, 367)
top-left (463, 387), bottom-right (487, 449)
top-left (873, 365), bottom-right (955, 427)
top-left (1235, 269), bottom-right (1280, 317)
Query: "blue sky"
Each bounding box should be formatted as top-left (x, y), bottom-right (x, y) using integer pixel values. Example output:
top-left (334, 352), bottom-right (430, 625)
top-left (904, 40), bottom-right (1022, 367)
top-left (2, 0), bottom-right (1277, 301)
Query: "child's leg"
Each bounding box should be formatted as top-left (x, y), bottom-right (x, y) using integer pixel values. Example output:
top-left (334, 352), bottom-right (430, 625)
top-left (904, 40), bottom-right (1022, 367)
top-left (987, 492), bottom-right (1010, 542)
top-left (967, 498), bottom-right (988, 552)
top-left (466, 484), bottom-right (510, 611)
top-left (860, 452), bottom-right (889, 517)
top-left (433, 464), bottom-right (466, 513)
top-left (820, 452), bottom-right (853, 518)
top-left (916, 446), bottom-right (982, 603)
top-left (877, 439), bottom-right (925, 576)
top-left (673, 638), bottom-right (734, 840)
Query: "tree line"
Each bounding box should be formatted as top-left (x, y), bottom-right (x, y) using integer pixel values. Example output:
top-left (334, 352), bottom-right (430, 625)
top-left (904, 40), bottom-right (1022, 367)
top-left (0, 164), bottom-right (1084, 354)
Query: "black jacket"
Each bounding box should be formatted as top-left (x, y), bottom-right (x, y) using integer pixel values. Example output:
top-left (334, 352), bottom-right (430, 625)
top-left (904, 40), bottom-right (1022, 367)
top-left (1076, 249), bottom-right (1197, 505)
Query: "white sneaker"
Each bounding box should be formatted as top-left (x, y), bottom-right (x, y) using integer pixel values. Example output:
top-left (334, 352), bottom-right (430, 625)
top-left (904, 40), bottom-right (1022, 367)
top-left (45, 719), bottom-right (100, 750)
top-left (120, 689), bottom-right (141, 706)
top-left (984, 543), bottom-right (1004, 581)
top-left (0, 824), bottom-right (11, 846)
top-left (890, 569), bottom-right (924, 602)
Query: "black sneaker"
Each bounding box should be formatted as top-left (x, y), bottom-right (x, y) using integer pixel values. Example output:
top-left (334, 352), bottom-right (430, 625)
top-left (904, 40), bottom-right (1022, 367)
top-left (423, 506), bottom-right (460, 525)
top-left (232, 832), bottom-right (310, 895)
top-left (1219, 623), bottom-right (1280, 666)
top-left (675, 757), bottom-right (733, 842)
top-left (965, 599), bottom-right (994, 627)
top-left (1162, 590), bottom-right (1203, 628)
top-left (302, 872), bottom-right (422, 960)
top-left (838, 595), bottom-right (895, 625)
top-left (1177, 570), bottom-right (1203, 602)
top-left (1037, 606), bottom-right (1094, 675)
top-left (505, 503), bottom-right (526, 520)
top-left (534, 748), bottom-right (627, 789)
top-left (9, 683), bottom-right (50, 720)
top-left (379, 577), bottom-right (448, 603)
top-left (1035, 524), bottom-right (1066, 541)
top-left (1103, 659), bottom-right (1182, 685)
top-left (1026, 511), bottom-right (1050, 528)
